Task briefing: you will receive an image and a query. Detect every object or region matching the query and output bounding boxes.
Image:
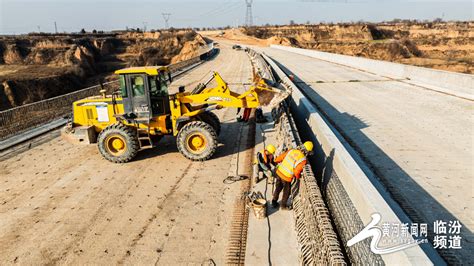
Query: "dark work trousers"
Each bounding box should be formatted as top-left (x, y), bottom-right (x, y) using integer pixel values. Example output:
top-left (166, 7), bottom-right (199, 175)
top-left (272, 176), bottom-right (291, 206)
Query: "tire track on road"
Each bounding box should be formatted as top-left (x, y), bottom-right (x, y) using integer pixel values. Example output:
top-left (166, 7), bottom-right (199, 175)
top-left (118, 161), bottom-right (194, 264)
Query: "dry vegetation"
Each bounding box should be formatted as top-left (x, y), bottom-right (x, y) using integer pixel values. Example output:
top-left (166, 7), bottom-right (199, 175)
top-left (237, 21), bottom-right (473, 74)
top-left (0, 30), bottom-right (208, 110)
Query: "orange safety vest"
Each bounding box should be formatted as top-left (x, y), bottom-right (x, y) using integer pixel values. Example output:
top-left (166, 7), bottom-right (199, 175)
top-left (276, 149), bottom-right (306, 182)
top-left (259, 149), bottom-right (269, 164)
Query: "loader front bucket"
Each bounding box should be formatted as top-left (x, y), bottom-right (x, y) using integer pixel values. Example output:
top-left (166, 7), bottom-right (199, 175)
top-left (253, 76), bottom-right (291, 108)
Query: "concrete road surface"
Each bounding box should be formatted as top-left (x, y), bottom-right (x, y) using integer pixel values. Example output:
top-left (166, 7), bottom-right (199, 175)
top-left (259, 47), bottom-right (473, 261)
top-left (246, 115), bottom-right (299, 265)
top-left (0, 44), bottom-right (255, 264)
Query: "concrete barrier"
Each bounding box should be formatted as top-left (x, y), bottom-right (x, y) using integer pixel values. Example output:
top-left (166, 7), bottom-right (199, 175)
top-left (262, 53), bottom-right (445, 265)
top-left (270, 45), bottom-right (473, 101)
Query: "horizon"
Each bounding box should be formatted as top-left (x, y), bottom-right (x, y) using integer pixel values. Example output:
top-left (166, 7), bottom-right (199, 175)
top-left (0, 0), bottom-right (472, 34)
top-left (0, 19), bottom-right (471, 36)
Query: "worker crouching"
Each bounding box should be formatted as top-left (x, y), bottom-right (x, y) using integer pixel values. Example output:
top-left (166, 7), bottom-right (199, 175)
top-left (255, 144), bottom-right (277, 182)
top-left (272, 141), bottom-right (313, 210)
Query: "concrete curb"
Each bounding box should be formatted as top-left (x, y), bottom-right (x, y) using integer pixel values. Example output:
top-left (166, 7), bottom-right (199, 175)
top-left (262, 53), bottom-right (445, 265)
top-left (245, 119), bottom-right (301, 265)
top-left (0, 118), bottom-right (67, 152)
top-left (270, 45), bottom-right (473, 101)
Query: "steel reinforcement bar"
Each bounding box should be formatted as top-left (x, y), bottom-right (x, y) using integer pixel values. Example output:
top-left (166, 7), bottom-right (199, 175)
top-left (246, 49), bottom-right (274, 81)
top-left (246, 47), bottom-right (346, 264)
top-left (273, 100), bottom-right (346, 265)
top-left (0, 43), bottom-right (215, 141)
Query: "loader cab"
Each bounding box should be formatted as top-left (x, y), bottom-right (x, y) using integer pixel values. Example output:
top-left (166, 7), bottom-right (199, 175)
top-left (115, 66), bottom-right (172, 120)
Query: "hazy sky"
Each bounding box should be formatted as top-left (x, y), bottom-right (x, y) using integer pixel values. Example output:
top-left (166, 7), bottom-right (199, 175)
top-left (0, 0), bottom-right (472, 34)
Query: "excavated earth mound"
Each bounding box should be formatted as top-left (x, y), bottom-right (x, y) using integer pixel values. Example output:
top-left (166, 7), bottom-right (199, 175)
top-left (0, 30), bottom-right (208, 110)
top-left (241, 22), bottom-right (473, 74)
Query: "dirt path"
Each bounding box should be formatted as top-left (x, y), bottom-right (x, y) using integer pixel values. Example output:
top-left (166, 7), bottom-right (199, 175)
top-left (0, 43), bottom-right (255, 264)
top-left (200, 29), bottom-right (269, 47)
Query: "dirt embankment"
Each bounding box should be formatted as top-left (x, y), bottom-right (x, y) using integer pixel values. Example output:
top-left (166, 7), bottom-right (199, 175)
top-left (0, 30), bottom-right (207, 110)
top-left (240, 22), bottom-right (473, 74)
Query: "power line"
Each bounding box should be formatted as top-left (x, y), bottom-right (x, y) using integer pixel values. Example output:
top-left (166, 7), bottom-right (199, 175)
top-left (297, 0), bottom-right (362, 2)
top-left (174, 1), bottom-right (241, 22)
top-left (245, 0), bottom-right (253, 26)
top-left (162, 13), bottom-right (171, 29)
top-left (196, 0), bottom-right (234, 18)
top-left (171, 3), bottom-right (243, 29)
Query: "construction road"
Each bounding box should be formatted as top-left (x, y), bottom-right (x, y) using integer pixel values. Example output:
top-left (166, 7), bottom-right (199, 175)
top-left (0, 44), bottom-right (255, 264)
top-left (2, 37), bottom-right (472, 264)
top-left (258, 46), bottom-right (473, 259)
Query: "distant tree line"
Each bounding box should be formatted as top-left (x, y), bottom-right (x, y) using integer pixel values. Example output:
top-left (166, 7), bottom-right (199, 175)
top-left (21, 17), bottom-right (466, 37)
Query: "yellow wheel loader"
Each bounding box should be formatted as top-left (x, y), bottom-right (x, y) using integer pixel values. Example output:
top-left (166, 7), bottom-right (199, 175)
top-left (63, 66), bottom-right (287, 163)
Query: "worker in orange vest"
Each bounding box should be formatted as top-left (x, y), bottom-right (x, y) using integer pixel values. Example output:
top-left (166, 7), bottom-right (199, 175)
top-left (271, 141), bottom-right (314, 210)
top-left (237, 107), bottom-right (252, 122)
top-left (255, 144), bottom-right (277, 182)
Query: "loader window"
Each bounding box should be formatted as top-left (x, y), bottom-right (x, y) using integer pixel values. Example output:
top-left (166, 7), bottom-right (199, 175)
top-left (149, 77), bottom-right (160, 97)
top-left (149, 73), bottom-right (169, 116)
top-left (119, 75), bottom-right (127, 97)
top-left (158, 72), bottom-right (169, 95)
top-left (131, 76), bottom-right (145, 96)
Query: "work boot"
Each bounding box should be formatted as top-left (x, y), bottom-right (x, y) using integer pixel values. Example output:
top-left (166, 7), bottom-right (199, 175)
top-left (280, 204), bottom-right (290, 211)
top-left (271, 200), bottom-right (279, 208)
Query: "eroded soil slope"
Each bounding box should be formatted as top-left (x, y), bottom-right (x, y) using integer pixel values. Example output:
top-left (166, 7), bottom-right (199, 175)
top-left (223, 22), bottom-right (473, 74)
top-left (0, 30), bottom-right (208, 110)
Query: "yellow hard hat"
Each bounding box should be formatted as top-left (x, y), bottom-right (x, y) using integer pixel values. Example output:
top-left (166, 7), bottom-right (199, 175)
top-left (266, 144), bottom-right (276, 154)
top-left (303, 141), bottom-right (313, 152)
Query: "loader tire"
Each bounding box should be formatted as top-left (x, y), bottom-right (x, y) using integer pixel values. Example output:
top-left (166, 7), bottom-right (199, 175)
top-left (177, 121), bottom-right (217, 161)
top-left (198, 112), bottom-right (221, 136)
top-left (97, 123), bottom-right (139, 163)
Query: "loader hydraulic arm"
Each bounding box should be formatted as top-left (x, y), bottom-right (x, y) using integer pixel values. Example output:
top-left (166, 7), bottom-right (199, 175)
top-left (177, 72), bottom-right (279, 109)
